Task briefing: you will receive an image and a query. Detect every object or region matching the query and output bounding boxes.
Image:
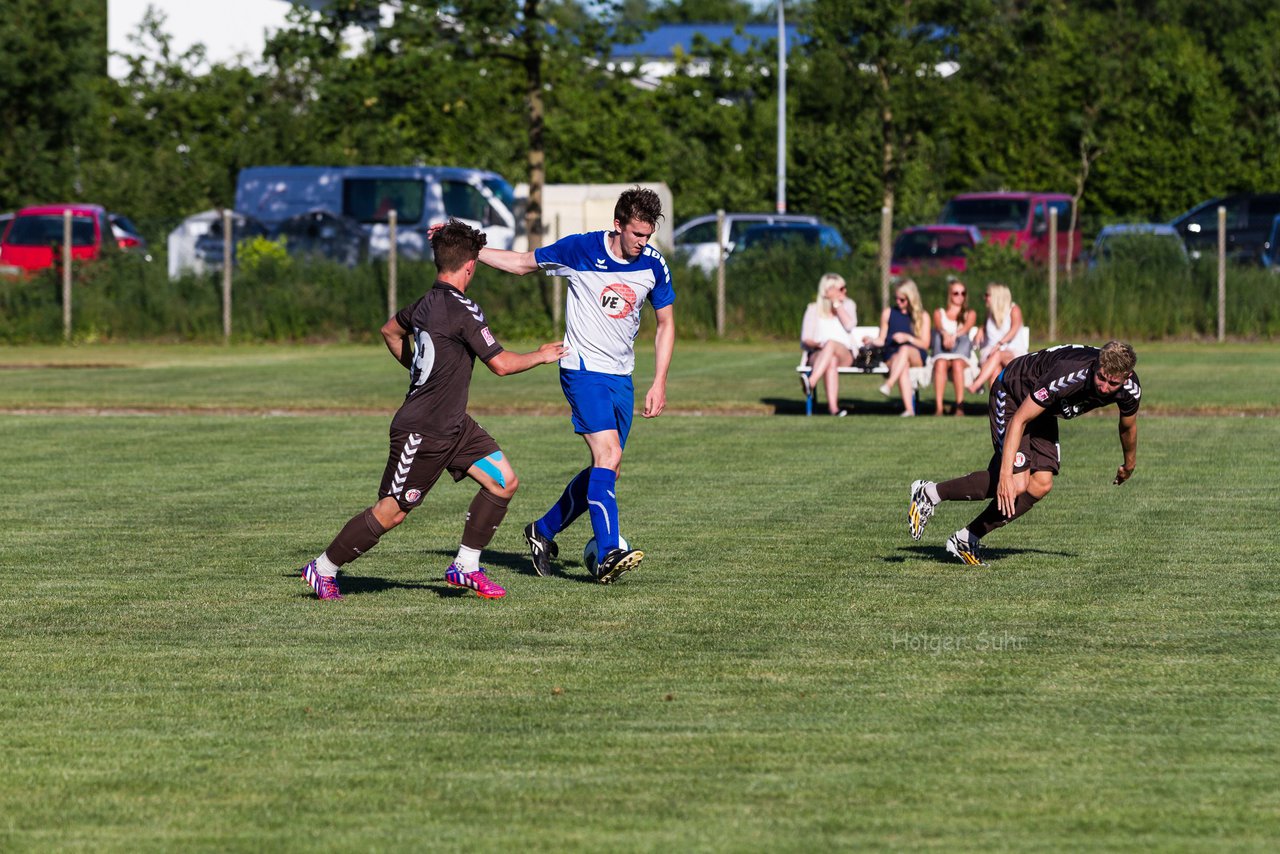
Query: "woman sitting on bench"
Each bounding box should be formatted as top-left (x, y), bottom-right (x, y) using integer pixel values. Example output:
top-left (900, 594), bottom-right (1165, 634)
top-left (800, 273), bottom-right (858, 416)
top-left (867, 279), bottom-right (931, 417)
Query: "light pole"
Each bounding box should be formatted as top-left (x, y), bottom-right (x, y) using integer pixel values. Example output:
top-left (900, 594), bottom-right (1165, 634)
top-left (776, 0), bottom-right (787, 213)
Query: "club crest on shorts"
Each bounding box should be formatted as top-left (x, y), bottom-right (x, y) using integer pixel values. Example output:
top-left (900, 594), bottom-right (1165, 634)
top-left (600, 283), bottom-right (637, 319)
top-left (1014, 451), bottom-right (1027, 468)
top-left (404, 489), bottom-right (422, 503)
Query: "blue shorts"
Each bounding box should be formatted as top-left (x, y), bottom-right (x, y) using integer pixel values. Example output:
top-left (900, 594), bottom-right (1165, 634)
top-left (560, 369), bottom-right (634, 448)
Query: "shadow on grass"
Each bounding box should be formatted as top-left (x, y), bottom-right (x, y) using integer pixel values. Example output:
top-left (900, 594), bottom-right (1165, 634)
top-left (763, 396), bottom-right (962, 417)
top-left (424, 547), bottom-right (602, 584)
top-left (887, 544), bottom-right (1076, 564)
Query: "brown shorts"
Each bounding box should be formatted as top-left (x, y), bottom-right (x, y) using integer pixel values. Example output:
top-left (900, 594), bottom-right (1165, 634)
top-left (988, 380), bottom-right (1060, 475)
top-left (378, 414), bottom-right (500, 511)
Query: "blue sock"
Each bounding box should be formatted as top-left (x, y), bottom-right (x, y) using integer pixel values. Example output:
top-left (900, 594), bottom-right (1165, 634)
top-left (537, 468), bottom-right (590, 539)
top-left (586, 467), bottom-right (620, 552)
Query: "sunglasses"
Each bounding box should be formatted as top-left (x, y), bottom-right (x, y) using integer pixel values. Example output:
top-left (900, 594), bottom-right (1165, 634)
top-left (951, 290), bottom-right (966, 296)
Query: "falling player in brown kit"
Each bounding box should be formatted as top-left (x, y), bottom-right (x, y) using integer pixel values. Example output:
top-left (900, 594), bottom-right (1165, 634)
top-left (907, 341), bottom-right (1141, 566)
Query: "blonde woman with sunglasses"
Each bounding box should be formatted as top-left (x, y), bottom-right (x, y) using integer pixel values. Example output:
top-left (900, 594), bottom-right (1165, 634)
top-left (931, 279), bottom-right (978, 415)
top-left (800, 273), bottom-right (858, 416)
top-left (864, 279), bottom-right (931, 416)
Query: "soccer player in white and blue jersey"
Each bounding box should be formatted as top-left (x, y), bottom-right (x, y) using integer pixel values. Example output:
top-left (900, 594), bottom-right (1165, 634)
top-left (476, 187), bottom-right (676, 583)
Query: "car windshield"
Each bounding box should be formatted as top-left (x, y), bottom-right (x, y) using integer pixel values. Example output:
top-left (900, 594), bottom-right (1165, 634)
top-left (342, 178), bottom-right (426, 224)
top-left (5, 215), bottom-right (96, 246)
top-left (894, 231), bottom-right (973, 259)
top-left (740, 226), bottom-right (820, 249)
top-left (940, 199), bottom-right (1029, 230)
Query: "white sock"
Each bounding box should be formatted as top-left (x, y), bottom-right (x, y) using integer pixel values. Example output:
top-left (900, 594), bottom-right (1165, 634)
top-left (315, 552), bottom-right (340, 578)
top-left (453, 545), bottom-right (481, 573)
top-left (925, 482), bottom-right (941, 504)
top-left (956, 527), bottom-right (977, 543)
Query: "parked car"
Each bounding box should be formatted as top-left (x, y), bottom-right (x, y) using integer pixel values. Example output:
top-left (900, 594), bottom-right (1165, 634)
top-left (108, 213), bottom-right (151, 260)
top-left (192, 213), bottom-right (271, 271)
top-left (1169, 192), bottom-right (1280, 264)
top-left (938, 191), bottom-right (1080, 265)
top-left (890, 224), bottom-right (981, 275)
top-left (234, 165), bottom-right (518, 261)
top-left (0, 203), bottom-right (116, 275)
top-left (1261, 214), bottom-right (1280, 272)
top-left (273, 209), bottom-right (368, 267)
top-left (1087, 223), bottom-right (1188, 270)
top-left (672, 211), bottom-right (820, 272)
top-left (733, 221), bottom-right (851, 258)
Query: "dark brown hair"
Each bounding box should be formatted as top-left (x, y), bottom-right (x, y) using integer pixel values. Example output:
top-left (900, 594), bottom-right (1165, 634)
top-left (430, 218), bottom-right (487, 273)
top-left (613, 186), bottom-right (664, 228)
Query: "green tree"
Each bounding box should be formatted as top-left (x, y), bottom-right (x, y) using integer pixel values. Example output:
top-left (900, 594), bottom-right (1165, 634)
top-left (0, 0), bottom-right (104, 209)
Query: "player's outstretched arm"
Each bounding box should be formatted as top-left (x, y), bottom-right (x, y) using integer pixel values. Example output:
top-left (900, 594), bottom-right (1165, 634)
top-left (478, 246), bottom-right (539, 276)
top-left (1114, 413), bottom-right (1138, 485)
top-left (643, 305), bottom-right (675, 418)
top-left (485, 342), bottom-right (568, 377)
top-left (997, 396), bottom-right (1045, 516)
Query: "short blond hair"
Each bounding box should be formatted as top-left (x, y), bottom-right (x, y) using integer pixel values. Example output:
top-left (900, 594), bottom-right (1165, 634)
top-left (1098, 340), bottom-right (1137, 376)
top-left (816, 272), bottom-right (847, 318)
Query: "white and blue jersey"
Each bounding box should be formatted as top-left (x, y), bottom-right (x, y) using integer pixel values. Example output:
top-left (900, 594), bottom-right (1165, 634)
top-left (534, 231), bottom-right (676, 376)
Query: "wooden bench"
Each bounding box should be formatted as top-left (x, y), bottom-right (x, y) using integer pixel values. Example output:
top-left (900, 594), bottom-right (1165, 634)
top-left (796, 325), bottom-right (1030, 415)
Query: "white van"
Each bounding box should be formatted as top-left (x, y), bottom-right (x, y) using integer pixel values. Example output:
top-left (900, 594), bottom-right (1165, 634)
top-left (234, 165), bottom-right (518, 260)
top-left (673, 211), bottom-right (820, 272)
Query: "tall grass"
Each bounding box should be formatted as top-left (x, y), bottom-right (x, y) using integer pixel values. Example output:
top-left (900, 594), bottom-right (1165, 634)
top-left (1, 241), bottom-right (1275, 343)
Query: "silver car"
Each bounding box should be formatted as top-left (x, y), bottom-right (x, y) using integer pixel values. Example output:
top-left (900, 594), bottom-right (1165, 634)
top-left (673, 211), bottom-right (820, 272)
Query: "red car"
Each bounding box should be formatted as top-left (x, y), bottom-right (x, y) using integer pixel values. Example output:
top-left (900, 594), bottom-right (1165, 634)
top-left (890, 224), bottom-right (982, 275)
top-left (938, 191), bottom-right (1081, 265)
top-left (0, 203), bottom-right (117, 275)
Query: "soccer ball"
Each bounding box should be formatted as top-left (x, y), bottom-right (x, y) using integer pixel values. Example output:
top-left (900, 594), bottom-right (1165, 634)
top-left (583, 534), bottom-right (629, 575)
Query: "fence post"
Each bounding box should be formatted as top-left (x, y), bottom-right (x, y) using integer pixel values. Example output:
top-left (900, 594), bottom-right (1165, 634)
top-left (879, 205), bottom-right (892, 308)
top-left (1217, 205), bottom-right (1226, 343)
top-left (715, 209), bottom-right (726, 338)
top-left (387, 209), bottom-right (398, 318)
top-left (1048, 206), bottom-right (1058, 342)
top-left (222, 209), bottom-right (233, 343)
top-left (62, 209), bottom-right (73, 342)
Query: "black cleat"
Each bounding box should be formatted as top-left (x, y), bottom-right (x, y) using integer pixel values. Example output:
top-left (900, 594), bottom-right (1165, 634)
top-left (524, 522), bottom-right (558, 577)
top-left (595, 548), bottom-right (645, 584)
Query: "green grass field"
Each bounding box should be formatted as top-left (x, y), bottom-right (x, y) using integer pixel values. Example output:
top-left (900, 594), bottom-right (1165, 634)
top-left (1, 341), bottom-right (1278, 851)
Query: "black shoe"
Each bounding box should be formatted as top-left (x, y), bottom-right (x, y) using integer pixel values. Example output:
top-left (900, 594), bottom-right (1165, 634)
top-left (595, 548), bottom-right (645, 584)
top-left (523, 522), bottom-right (558, 577)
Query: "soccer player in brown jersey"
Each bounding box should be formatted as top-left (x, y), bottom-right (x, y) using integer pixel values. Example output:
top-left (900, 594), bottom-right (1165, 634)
top-left (298, 220), bottom-right (567, 600)
top-left (907, 341), bottom-right (1141, 566)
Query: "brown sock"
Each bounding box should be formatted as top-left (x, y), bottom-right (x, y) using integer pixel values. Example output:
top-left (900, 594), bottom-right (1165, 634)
top-left (325, 507), bottom-right (387, 566)
top-left (462, 490), bottom-right (510, 550)
top-left (968, 492), bottom-right (1040, 539)
top-left (936, 469), bottom-right (995, 502)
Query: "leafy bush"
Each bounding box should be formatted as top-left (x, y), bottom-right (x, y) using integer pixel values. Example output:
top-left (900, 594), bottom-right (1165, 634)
top-left (1, 243), bottom-right (1275, 344)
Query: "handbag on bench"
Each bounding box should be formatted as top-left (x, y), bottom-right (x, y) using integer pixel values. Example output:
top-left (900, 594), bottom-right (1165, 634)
top-left (852, 345), bottom-right (884, 371)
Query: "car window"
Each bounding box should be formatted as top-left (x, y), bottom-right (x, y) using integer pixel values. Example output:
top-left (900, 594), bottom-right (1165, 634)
top-left (729, 218), bottom-right (769, 242)
top-left (342, 178), bottom-right (426, 224)
top-left (1182, 204), bottom-right (1243, 235)
top-left (6, 214), bottom-right (96, 247)
top-left (941, 198), bottom-right (1029, 230)
top-left (481, 178), bottom-right (515, 213)
top-left (1033, 200), bottom-right (1072, 229)
top-left (1246, 196), bottom-right (1280, 227)
top-left (441, 180), bottom-right (494, 225)
top-left (676, 221), bottom-right (717, 245)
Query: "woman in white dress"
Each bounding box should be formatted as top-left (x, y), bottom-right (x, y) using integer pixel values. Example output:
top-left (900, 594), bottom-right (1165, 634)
top-left (800, 273), bottom-right (858, 416)
top-left (968, 282), bottom-right (1026, 394)
top-left (931, 279), bottom-right (978, 415)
